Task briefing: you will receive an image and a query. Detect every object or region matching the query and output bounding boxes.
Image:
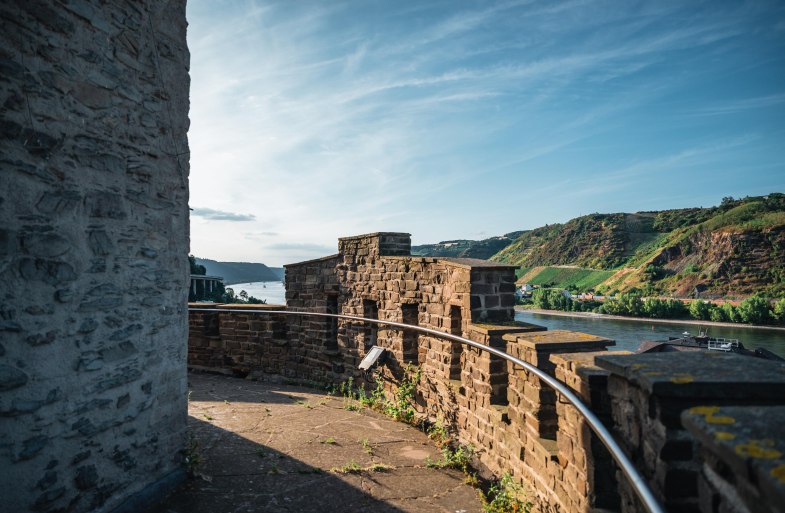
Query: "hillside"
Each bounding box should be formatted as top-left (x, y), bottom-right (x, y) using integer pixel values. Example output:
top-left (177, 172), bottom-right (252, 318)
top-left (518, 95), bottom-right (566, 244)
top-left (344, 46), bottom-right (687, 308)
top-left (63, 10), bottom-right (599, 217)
top-left (492, 194), bottom-right (785, 297)
top-left (411, 231), bottom-right (525, 259)
top-left (195, 258), bottom-right (284, 285)
top-left (415, 194), bottom-right (784, 298)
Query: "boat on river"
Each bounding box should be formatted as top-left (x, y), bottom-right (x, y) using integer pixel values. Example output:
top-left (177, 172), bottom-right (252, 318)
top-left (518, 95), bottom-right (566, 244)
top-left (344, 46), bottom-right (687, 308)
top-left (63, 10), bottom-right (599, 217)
top-left (637, 330), bottom-right (784, 361)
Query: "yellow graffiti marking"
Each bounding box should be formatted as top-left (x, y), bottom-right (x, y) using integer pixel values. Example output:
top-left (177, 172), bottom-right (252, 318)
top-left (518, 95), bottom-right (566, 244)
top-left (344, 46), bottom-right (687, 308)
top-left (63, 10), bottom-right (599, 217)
top-left (642, 371), bottom-right (663, 376)
top-left (735, 440), bottom-right (782, 459)
top-left (670, 373), bottom-right (694, 384)
top-left (715, 432), bottom-right (736, 441)
top-left (771, 464), bottom-right (785, 484)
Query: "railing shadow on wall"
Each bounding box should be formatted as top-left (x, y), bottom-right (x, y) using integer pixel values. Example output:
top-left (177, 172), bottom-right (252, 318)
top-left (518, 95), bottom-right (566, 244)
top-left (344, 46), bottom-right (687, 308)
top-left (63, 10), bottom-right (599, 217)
top-left (188, 306), bottom-right (665, 513)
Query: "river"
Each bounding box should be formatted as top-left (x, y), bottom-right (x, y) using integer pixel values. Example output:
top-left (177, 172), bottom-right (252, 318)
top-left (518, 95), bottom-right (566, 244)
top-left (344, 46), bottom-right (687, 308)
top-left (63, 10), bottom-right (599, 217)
top-left (226, 281), bottom-right (287, 306)
top-left (219, 283), bottom-right (785, 358)
top-left (516, 310), bottom-right (785, 358)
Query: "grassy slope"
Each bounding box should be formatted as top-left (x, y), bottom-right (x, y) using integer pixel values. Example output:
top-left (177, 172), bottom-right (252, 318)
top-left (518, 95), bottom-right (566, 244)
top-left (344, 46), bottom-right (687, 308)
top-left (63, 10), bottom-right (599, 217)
top-left (517, 266), bottom-right (615, 290)
top-left (498, 194), bottom-right (785, 297)
top-left (411, 194), bottom-right (784, 297)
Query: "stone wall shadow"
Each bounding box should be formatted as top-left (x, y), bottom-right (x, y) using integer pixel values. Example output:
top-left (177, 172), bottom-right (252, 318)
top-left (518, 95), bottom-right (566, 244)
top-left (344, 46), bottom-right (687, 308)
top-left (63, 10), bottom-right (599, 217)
top-left (146, 416), bottom-right (408, 513)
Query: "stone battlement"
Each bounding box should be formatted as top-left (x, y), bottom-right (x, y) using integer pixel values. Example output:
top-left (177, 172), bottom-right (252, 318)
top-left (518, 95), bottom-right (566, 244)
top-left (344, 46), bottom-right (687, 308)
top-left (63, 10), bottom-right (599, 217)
top-left (187, 234), bottom-right (785, 513)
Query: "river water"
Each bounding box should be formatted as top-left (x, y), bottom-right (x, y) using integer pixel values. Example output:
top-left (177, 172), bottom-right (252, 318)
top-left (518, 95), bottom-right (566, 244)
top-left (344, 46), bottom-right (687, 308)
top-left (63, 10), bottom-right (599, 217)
top-left (516, 310), bottom-right (785, 358)
top-left (226, 281), bottom-right (287, 306)
top-left (219, 283), bottom-right (785, 358)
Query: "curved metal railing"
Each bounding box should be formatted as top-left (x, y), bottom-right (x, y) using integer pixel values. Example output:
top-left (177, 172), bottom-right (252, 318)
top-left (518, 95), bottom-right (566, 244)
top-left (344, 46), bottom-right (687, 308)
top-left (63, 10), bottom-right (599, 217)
top-left (189, 307), bottom-right (665, 513)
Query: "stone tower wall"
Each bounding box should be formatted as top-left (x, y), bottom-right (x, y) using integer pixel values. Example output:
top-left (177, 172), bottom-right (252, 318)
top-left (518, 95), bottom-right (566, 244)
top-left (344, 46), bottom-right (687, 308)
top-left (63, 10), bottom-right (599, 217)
top-left (0, 2), bottom-right (190, 512)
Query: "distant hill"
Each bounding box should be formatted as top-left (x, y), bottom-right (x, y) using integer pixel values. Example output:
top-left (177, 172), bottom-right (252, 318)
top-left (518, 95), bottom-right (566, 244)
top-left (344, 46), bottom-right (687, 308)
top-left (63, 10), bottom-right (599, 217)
top-left (195, 258), bottom-right (284, 285)
top-left (414, 194), bottom-right (785, 298)
top-left (411, 231), bottom-right (525, 259)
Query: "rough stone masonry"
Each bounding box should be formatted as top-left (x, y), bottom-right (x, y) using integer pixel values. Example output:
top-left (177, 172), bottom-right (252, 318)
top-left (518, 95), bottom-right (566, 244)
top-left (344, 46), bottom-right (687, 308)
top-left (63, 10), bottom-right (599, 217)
top-left (0, 2), bottom-right (190, 512)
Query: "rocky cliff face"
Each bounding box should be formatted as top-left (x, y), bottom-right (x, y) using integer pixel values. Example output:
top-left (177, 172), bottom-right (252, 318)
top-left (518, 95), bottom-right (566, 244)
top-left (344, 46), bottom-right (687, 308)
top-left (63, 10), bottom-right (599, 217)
top-left (653, 226), bottom-right (785, 297)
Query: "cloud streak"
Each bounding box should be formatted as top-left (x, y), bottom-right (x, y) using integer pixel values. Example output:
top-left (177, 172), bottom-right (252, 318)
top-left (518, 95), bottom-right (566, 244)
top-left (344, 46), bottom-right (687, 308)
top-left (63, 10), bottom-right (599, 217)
top-left (192, 208), bottom-right (256, 222)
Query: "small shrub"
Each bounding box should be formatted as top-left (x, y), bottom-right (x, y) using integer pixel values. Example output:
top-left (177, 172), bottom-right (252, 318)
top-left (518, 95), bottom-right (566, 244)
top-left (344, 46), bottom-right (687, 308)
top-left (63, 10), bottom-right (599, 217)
top-left (484, 473), bottom-right (531, 513)
top-left (427, 419), bottom-right (450, 447)
top-left (425, 444), bottom-right (474, 473)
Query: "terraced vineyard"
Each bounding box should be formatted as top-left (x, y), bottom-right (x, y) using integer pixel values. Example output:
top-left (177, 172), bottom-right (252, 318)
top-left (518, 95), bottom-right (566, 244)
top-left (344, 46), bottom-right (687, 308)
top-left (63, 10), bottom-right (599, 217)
top-left (416, 194), bottom-right (785, 297)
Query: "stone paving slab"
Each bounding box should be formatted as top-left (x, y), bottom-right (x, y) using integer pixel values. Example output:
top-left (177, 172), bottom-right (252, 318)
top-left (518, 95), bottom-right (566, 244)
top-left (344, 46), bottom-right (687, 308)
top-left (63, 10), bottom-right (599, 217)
top-left (147, 373), bottom-right (483, 513)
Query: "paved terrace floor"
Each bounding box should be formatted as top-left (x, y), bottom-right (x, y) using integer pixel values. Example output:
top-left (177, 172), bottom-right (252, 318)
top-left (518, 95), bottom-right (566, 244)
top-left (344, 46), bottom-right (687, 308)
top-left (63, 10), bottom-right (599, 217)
top-left (148, 373), bottom-right (483, 513)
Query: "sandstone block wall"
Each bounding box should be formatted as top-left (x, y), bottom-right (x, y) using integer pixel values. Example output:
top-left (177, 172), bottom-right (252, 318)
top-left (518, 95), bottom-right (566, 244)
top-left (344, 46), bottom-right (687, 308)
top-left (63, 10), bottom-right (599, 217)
top-left (0, 2), bottom-right (190, 512)
top-left (596, 352), bottom-right (785, 513)
top-left (187, 233), bottom-right (622, 513)
top-left (187, 236), bottom-right (785, 513)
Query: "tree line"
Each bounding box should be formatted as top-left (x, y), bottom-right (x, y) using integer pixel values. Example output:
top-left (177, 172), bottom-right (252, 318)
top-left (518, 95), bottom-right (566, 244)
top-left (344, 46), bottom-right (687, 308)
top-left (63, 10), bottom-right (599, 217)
top-left (530, 289), bottom-right (785, 326)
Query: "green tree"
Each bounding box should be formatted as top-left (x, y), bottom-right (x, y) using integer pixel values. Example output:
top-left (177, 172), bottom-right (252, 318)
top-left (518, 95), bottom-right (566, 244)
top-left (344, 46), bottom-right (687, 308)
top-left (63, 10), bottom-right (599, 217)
top-left (689, 300), bottom-right (712, 321)
top-left (188, 255), bottom-right (206, 275)
top-left (721, 303), bottom-right (741, 323)
top-left (618, 293), bottom-right (643, 316)
top-left (532, 289), bottom-right (572, 311)
top-left (773, 298), bottom-right (785, 323)
top-left (709, 307), bottom-right (726, 322)
top-left (643, 264), bottom-right (664, 281)
top-left (737, 296), bottom-right (771, 325)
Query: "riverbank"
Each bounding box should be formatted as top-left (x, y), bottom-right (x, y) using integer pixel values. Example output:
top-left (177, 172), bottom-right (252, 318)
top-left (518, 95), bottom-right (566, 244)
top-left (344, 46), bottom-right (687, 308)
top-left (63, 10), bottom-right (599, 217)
top-left (516, 307), bottom-right (785, 332)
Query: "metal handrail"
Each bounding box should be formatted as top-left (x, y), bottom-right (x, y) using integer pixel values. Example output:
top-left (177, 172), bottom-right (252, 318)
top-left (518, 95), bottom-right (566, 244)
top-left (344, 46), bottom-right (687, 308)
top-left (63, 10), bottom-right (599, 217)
top-left (189, 307), bottom-right (665, 513)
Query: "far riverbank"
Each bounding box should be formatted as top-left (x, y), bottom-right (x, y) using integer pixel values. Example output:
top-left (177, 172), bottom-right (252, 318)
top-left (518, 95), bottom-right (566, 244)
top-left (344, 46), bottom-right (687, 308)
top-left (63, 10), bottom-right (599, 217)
top-left (515, 307), bottom-right (785, 332)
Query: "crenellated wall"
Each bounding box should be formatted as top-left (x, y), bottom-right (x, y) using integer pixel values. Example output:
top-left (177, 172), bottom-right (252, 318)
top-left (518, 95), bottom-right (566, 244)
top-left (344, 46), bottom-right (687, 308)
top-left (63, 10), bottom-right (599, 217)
top-left (186, 233), bottom-right (785, 513)
top-left (1, 2), bottom-right (190, 512)
top-left (187, 233), bottom-right (622, 513)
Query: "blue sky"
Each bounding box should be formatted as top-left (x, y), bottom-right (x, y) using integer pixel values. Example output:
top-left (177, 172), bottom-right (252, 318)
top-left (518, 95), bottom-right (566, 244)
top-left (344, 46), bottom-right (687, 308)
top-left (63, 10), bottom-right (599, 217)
top-left (187, 0), bottom-right (785, 266)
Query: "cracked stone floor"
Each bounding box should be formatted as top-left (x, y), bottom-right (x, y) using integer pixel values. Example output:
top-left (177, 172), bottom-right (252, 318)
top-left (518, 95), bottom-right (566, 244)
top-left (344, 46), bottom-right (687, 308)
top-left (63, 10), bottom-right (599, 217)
top-left (147, 372), bottom-right (483, 513)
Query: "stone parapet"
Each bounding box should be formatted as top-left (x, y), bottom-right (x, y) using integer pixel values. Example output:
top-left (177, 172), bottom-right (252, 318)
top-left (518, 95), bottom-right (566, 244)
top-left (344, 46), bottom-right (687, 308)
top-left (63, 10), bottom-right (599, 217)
top-left (506, 331), bottom-right (614, 439)
top-left (596, 352), bottom-right (785, 513)
top-left (186, 232), bottom-right (785, 513)
top-left (682, 406), bottom-right (785, 513)
top-left (338, 232), bottom-right (411, 257)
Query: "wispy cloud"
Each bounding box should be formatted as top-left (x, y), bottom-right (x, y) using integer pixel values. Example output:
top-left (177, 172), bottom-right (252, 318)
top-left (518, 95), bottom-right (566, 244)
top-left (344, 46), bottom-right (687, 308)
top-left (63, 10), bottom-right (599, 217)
top-left (689, 94), bottom-right (785, 116)
top-left (186, 0), bottom-right (785, 262)
top-left (192, 208), bottom-right (256, 222)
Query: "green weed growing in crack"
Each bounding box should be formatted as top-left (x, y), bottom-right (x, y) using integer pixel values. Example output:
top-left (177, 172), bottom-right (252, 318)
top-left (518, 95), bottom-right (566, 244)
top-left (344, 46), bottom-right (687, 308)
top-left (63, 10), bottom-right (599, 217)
top-left (367, 463), bottom-right (394, 472)
top-left (425, 444), bottom-right (474, 473)
top-left (483, 473), bottom-right (531, 513)
top-left (427, 418), bottom-right (450, 448)
top-left (330, 461), bottom-right (394, 474)
top-left (330, 460), bottom-right (362, 474)
top-left (360, 438), bottom-right (373, 455)
top-left (181, 432), bottom-right (203, 477)
top-left (383, 365), bottom-right (421, 424)
top-left (320, 437), bottom-right (337, 445)
top-left (338, 377), bottom-right (361, 411)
